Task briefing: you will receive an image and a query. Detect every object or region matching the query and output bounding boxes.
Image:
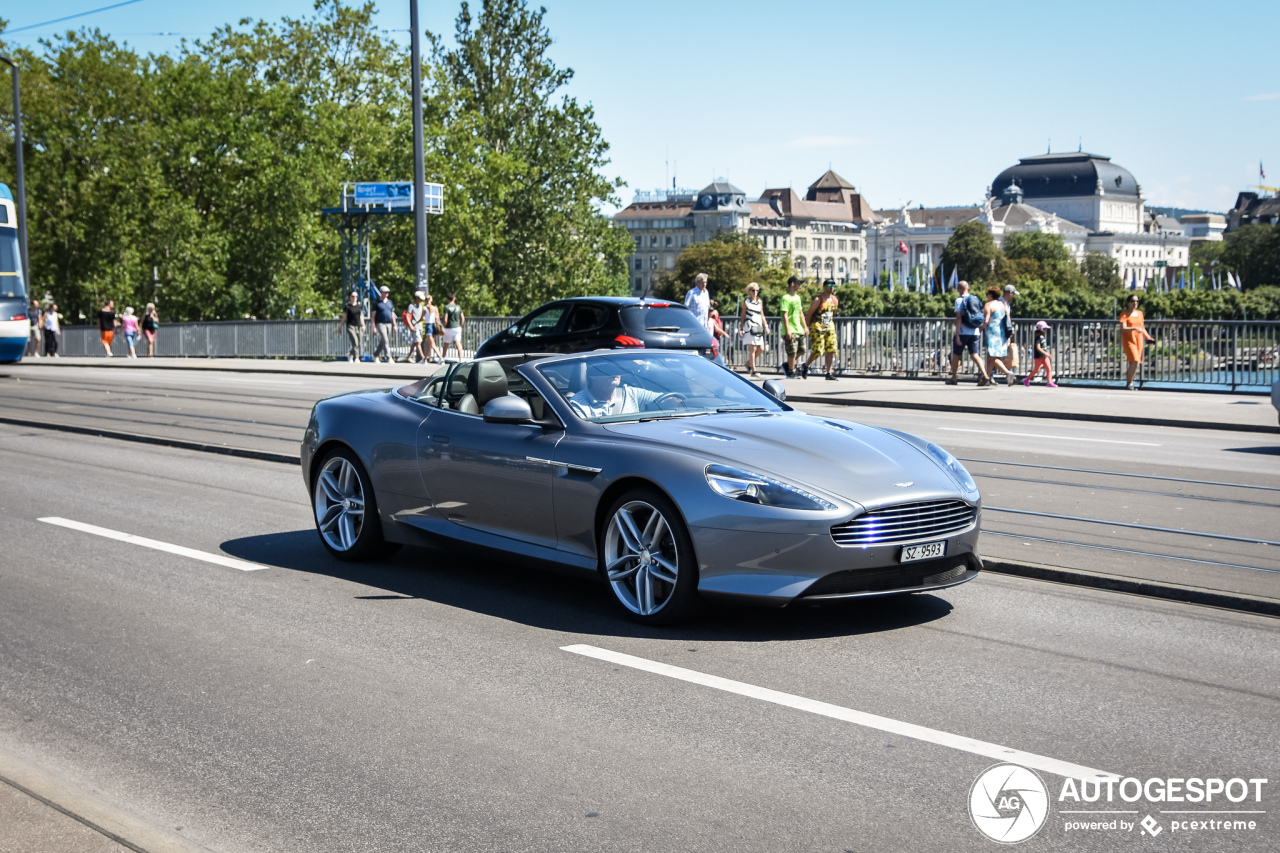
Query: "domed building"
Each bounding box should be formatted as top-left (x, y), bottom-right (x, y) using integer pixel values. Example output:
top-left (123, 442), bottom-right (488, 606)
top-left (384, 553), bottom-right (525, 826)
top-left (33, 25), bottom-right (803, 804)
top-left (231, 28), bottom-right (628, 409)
top-left (990, 151), bottom-right (1145, 234)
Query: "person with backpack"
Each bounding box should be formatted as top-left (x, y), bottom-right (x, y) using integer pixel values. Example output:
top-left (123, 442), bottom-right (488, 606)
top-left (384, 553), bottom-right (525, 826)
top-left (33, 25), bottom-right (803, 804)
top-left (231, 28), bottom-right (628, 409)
top-left (946, 280), bottom-right (990, 386)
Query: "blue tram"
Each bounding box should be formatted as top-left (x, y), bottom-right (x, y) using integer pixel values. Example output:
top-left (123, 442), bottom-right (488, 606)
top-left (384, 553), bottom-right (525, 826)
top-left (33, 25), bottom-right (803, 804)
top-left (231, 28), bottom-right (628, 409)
top-left (0, 184), bottom-right (27, 362)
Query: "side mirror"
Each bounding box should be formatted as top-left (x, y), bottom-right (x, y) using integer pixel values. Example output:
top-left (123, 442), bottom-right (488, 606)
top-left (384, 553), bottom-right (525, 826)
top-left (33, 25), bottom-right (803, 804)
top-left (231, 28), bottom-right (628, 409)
top-left (762, 379), bottom-right (786, 402)
top-left (483, 396), bottom-right (534, 424)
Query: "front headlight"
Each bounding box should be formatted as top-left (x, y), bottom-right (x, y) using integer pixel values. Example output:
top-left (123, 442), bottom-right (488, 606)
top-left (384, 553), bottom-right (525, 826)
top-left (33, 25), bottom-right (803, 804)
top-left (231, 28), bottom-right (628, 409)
top-left (705, 464), bottom-right (837, 511)
top-left (926, 442), bottom-right (979, 497)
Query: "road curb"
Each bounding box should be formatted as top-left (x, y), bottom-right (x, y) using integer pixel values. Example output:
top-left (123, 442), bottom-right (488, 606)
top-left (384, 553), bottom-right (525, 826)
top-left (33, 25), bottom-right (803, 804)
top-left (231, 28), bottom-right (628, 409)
top-left (0, 416), bottom-right (301, 465)
top-left (782, 393), bottom-right (1280, 435)
top-left (0, 744), bottom-right (218, 853)
top-left (982, 558), bottom-right (1280, 618)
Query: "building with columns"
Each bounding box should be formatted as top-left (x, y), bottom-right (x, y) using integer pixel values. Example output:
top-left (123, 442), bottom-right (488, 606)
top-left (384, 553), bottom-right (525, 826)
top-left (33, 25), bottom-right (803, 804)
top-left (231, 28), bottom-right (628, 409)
top-left (865, 151), bottom-right (1190, 287)
top-left (613, 170), bottom-right (878, 295)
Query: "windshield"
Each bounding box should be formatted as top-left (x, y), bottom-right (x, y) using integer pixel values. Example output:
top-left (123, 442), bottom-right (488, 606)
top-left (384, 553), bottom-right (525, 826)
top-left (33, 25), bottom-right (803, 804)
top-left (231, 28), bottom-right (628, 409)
top-left (0, 231), bottom-right (24, 299)
top-left (536, 352), bottom-right (787, 424)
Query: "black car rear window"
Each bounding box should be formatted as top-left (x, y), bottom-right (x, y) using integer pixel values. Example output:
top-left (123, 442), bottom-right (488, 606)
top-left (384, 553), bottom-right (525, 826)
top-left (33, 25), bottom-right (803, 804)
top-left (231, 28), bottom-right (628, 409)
top-left (620, 305), bottom-right (705, 334)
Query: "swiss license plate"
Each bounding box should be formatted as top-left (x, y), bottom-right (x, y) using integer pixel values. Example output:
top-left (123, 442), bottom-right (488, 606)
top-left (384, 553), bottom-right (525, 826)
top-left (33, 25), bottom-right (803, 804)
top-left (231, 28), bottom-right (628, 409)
top-left (900, 541), bottom-right (946, 563)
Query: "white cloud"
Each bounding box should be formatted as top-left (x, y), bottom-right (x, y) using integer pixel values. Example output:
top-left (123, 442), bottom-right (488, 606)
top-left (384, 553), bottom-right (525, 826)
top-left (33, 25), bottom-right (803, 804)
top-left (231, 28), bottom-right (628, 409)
top-left (1243, 93), bottom-right (1280, 101)
top-left (786, 135), bottom-right (865, 149)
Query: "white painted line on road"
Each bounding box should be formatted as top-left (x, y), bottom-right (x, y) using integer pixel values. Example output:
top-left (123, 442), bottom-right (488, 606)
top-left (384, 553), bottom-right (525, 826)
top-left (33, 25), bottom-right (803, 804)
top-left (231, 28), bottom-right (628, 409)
top-left (940, 427), bottom-right (1160, 447)
top-left (562, 644), bottom-right (1120, 781)
top-left (38, 517), bottom-right (267, 572)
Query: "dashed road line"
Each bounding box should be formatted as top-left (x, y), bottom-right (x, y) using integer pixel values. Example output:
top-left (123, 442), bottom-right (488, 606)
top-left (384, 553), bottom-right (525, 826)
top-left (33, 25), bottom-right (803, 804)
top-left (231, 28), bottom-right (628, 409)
top-left (38, 517), bottom-right (267, 572)
top-left (561, 643), bottom-right (1120, 781)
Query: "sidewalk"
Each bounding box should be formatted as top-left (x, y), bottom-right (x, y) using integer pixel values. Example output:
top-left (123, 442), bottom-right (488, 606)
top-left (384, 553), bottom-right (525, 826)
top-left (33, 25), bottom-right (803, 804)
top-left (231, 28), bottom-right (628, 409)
top-left (15, 356), bottom-right (1279, 433)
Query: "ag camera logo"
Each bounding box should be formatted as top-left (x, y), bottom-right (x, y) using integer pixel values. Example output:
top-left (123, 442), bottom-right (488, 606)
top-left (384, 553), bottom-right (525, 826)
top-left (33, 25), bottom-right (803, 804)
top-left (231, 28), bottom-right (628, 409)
top-left (969, 764), bottom-right (1050, 843)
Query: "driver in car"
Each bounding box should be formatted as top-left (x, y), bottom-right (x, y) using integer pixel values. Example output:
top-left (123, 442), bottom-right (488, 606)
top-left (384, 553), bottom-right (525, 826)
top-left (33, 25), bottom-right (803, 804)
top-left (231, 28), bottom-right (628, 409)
top-left (568, 362), bottom-right (681, 419)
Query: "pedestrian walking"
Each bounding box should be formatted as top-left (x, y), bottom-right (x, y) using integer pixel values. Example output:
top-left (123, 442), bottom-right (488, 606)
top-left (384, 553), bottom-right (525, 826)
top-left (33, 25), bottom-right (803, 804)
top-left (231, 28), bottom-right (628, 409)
top-left (947, 280), bottom-right (989, 385)
top-left (738, 282), bottom-right (767, 376)
top-left (97, 300), bottom-right (119, 356)
top-left (441, 293), bottom-right (465, 360)
top-left (981, 287), bottom-right (1014, 386)
top-left (779, 276), bottom-right (807, 378)
top-left (684, 273), bottom-right (710, 330)
top-left (708, 300), bottom-right (729, 367)
top-left (141, 303), bottom-right (159, 357)
top-left (26, 298), bottom-right (41, 357)
top-left (1002, 284), bottom-right (1020, 379)
top-left (424, 294), bottom-right (443, 362)
top-left (407, 291), bottom-right (427, 363)
top-left (1119, 293), bottom-right (1155, 390)
top-left (341, 290), bottom-right (366, 362)
top-left (42, 302), bottom-right (60, 357)
top-left (121, 307), bottom-right (140, 358)
top-left (802, 280), bottom-right (839, 380)
top-left (371, 286), bottom-right (397, 363)
top-left (1022, 321), bottom-right (1057, 387)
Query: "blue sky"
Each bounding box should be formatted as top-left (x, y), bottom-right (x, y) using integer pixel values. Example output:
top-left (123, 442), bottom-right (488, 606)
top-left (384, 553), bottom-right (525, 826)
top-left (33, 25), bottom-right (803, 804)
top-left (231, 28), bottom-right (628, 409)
top-left (5, 0), bottom-right (1278, 214)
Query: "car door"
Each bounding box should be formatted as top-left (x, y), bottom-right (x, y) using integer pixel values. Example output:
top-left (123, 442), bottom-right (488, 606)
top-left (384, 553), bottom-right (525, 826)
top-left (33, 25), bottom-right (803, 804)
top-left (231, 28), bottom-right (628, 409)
top-left (416, 362), bottom-right (562, 549)
top-left (509, 303), bottom-right (571, 353)
top-left (561, 303), bottom-right (612, 350)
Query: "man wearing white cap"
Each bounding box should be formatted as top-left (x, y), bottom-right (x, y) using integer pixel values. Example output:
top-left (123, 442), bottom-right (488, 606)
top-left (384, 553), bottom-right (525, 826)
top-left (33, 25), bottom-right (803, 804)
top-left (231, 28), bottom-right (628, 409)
top-left (407, 290), bottom-right (427, 364)
top-left (371, 285), bottom-right (397, 363)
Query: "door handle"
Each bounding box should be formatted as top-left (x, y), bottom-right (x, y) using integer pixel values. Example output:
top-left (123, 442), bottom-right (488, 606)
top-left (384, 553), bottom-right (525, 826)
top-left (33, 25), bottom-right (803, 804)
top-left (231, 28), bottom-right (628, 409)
top-left (431, 435), bottom-right (450, 444)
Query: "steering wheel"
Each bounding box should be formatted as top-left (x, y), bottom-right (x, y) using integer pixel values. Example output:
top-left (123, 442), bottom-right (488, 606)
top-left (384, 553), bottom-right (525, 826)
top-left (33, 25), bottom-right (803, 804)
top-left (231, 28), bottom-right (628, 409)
top-left (652, 392), bottom-right (685, 409)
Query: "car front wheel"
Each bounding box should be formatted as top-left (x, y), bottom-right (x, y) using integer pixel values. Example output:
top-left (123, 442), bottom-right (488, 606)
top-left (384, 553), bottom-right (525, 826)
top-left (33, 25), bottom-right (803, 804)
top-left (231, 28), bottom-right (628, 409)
top-left (600, 489), bottom-right (699, 624)
top-left (312, 448), bottom-right (398, 561)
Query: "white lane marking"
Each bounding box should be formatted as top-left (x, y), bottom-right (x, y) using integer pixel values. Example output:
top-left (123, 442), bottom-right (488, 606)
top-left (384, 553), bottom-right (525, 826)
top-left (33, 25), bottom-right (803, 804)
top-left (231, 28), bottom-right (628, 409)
top-left (939, 427), bottom-right (1160, 447)
top-left (562, 644), bottom-right (1119, 781)
top-left (38, 517), bottom-right (267, 572)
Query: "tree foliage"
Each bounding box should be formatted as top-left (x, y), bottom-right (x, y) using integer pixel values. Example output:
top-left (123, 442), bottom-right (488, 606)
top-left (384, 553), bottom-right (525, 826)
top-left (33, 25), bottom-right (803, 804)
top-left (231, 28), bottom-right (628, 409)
top-left (940, 221), bottom-right (1000, 285)
top-left (1080, 250), bottom-right (1121, 291)
top-left (1221, 224), bottom-right (1280, 290)
top-left (0, 0), bottom-right (629, 321)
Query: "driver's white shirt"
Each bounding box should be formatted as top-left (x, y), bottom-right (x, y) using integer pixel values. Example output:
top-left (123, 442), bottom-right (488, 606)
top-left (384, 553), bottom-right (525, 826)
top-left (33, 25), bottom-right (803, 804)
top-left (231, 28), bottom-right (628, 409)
top-left (568, 384), bottom-right (666, 419)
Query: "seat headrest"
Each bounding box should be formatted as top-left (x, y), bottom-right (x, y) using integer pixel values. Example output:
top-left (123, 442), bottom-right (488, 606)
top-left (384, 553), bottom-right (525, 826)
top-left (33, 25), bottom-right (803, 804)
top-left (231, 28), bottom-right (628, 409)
top-left (467, 361), bottom-right (509, 407)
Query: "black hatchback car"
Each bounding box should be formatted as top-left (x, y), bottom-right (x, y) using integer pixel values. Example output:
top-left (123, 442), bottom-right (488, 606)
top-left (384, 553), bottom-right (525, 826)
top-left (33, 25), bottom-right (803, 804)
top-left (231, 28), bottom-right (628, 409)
top-left (474, 297), bottom-right (716, 358)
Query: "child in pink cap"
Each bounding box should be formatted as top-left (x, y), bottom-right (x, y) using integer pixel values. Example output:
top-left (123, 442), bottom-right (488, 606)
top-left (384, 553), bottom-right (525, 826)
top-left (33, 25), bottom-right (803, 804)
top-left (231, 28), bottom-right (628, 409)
top-left (1023, 321), bottom-right (1057, 387)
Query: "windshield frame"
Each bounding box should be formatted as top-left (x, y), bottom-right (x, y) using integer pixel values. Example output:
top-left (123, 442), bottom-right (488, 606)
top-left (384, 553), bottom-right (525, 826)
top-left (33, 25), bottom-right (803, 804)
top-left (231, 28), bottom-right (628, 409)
top-left (532, 351), bottom-right (791, 425)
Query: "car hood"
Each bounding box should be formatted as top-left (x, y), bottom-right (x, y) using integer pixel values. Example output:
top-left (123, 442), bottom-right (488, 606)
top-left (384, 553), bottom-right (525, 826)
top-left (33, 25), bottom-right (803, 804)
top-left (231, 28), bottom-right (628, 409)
top-left (602, 413), bottom-right (961, 507)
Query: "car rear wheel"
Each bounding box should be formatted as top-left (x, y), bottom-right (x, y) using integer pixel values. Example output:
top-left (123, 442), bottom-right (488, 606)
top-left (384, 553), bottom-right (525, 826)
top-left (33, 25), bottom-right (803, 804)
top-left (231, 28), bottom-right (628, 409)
top-left (312, 448), bottom-right (398, 561)
top-left (600, 489), bottom-right (699, 624)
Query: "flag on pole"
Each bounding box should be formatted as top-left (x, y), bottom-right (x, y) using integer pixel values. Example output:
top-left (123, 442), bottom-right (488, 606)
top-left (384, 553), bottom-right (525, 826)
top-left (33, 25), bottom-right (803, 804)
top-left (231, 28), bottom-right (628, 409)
top-left (1227, 271), bottom-right (1239, 290)
top-left (897, 240), bottom-right (909, 255)
top-left (1262, 160), bottom-right (1267, 181)
top-left (948, 266), bottom-right (959, 290)
top-left (1177, 273), bottom-right (1184, 290)
top-left (1129, 269), bottom-right (1137, 290)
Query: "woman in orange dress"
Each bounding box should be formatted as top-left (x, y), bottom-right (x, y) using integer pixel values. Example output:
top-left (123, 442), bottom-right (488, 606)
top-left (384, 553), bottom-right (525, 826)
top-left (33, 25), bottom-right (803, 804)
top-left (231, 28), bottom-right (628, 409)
top-left (1119, 293), bottom-right (1155, 390)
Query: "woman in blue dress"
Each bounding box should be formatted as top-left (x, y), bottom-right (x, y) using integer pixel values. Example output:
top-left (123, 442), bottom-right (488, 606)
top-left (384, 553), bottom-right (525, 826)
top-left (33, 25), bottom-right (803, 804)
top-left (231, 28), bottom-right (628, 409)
top-left (981, 286), bottom-right (1014, 386)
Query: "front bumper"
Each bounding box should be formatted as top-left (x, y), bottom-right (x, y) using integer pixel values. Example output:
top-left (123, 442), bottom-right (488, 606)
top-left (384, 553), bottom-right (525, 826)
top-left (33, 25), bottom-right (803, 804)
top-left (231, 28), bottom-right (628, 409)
top-left (690, 517), bottom-right (981, 606)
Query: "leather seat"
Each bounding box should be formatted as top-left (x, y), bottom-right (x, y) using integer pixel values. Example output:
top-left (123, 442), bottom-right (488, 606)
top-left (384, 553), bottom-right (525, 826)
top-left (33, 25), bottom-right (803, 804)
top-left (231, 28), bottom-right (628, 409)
top-left (458, 361), bottom-right (509, 415)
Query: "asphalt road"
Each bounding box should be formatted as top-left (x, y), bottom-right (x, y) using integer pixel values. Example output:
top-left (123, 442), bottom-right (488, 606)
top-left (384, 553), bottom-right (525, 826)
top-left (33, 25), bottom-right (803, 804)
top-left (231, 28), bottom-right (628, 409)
top-left (1, 418), bottom-right (1278, 852)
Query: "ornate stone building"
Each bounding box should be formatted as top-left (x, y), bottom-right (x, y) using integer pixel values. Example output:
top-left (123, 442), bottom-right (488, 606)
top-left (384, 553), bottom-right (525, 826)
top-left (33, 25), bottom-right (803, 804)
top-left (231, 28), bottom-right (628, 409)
top-left (613, 170), bottom-right (877, 295)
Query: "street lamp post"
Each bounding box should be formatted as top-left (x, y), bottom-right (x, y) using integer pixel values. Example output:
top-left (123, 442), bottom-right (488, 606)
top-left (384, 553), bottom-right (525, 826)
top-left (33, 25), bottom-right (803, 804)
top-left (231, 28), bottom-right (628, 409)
top-left (409, 0), bottom-right (429, 296)
top-left (0, 55), bottom-right (30, 289)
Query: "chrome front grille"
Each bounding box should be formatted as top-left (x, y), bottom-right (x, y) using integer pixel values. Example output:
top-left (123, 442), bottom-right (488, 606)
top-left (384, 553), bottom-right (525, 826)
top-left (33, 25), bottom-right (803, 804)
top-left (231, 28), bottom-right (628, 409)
top-left (831, 499), bottom-right (976, 548)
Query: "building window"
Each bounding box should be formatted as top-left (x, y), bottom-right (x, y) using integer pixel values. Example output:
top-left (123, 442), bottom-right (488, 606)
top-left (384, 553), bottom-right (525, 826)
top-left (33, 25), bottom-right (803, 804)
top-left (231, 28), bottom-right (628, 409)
top-left (650, 236), bottom-right (658, 247)
top-left (838, 239), bottom-right (847, 251)
top-left (665, 236), bottom-right (673, 247)
top-left (634, 237), bottom-right (642, 249)
top-left (634, 258), bottom-right (642, 271)
top-left (825, 239), bottom-right (835, 251)
top-left (795, 237), bottom-right (807, 250)
top-left (650, 256), bottom-right (658, 270)
top-left (681, 236), bottom-right (688, 247)
top-left (665, 256), bottom-right (675, 269)
top-left (795, 256), bottom-right (806, 271)
top-left (782, 237), bottom-right (788, 249)
top-left (839, 258), bottom-right (847, 273)
top-left (634, 277), bottom-right (642, 290)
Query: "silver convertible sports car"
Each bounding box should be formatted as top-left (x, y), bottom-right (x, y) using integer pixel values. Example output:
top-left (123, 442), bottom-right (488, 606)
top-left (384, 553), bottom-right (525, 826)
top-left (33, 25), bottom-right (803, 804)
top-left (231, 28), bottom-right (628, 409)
top-left (302, 350), bottom-right (983, 624)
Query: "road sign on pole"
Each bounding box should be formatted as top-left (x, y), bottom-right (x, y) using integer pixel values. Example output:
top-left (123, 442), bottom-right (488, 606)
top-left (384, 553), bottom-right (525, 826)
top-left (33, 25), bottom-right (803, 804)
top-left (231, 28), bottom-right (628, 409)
top-left (410, 0), bottom-right (428, 296)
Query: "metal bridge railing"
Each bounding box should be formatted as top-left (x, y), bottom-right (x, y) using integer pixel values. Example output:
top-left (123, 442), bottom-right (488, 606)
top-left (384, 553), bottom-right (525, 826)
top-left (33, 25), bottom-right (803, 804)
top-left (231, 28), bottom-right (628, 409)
top-left (55, 316), bottom-right (1279, 391)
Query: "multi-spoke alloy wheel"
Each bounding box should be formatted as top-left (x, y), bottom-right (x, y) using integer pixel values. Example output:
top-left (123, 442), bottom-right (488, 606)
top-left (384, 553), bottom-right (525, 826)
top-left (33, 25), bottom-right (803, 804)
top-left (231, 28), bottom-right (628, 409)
top-left (601, 490), bottom-right (698, 623)
top-left (315, 455), bottom-right (365, 552)
top-left (312, 449), bottom-right (395, 561)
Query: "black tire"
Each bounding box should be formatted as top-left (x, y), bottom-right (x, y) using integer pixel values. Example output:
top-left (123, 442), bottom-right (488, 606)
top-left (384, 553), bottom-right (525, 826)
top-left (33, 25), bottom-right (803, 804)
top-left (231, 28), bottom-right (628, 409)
top-left (311, 447), bottom-right (399, 561)
top-left (599, 488), bottom-right (699, 625)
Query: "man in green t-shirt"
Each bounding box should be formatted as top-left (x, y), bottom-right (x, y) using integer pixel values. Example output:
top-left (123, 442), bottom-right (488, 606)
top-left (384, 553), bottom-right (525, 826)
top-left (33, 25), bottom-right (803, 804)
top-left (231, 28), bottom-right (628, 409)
top-left (441, 293), bottom-right (465, 359)
top-left (779, 276), bottom-right (808, 378)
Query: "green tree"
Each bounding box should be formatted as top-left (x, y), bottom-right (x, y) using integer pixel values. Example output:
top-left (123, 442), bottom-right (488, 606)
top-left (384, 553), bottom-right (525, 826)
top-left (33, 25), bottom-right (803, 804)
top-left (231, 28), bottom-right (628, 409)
top-left (431, 0), bottom-right (631, 314)
top-left (1080, 250), bottom-right (1121, 291)
top-left (1000, 231), bottom-right (1087, 290)
top-left (653, 232), bottom-right (765, 303)
top-left (1222, 224), bottom-right (1280, 290)
top-left (940, 221), bottom-right (1002, 285)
